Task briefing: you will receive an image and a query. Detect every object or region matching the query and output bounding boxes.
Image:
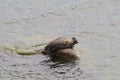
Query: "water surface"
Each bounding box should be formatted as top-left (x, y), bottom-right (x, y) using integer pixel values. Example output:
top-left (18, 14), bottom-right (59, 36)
top-left (0, 0), bottom-right (120, 80)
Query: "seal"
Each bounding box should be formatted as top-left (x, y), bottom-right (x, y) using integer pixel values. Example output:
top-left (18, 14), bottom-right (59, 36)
top-left (44, 37), bottom-right (78, 54)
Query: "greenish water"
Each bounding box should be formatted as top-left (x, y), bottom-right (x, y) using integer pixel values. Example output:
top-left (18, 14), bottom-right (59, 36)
top-left (0, 0), bottom-right (120, 80)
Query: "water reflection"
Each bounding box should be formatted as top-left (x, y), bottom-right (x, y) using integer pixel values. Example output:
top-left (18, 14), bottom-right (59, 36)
top-left (39, 57), bottom-right (86, 80)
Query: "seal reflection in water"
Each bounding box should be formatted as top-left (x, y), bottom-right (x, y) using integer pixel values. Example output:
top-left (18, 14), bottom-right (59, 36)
top-left (42, 37), bottom-right (80, 62)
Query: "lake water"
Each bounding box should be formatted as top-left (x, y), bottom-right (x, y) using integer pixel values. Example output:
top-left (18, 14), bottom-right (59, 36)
top-left (0, 0), bottom-right (120, 80)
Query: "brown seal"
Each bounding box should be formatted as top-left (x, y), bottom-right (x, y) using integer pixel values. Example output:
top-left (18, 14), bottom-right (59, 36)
top-left (43, 37), bottom-right (78, 55)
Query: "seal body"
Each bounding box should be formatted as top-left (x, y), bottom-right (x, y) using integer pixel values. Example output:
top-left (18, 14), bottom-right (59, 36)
top-left (44, 37), bottom-right (78, 53)
top-left (49, 49), bottom-right (80, 63)
top-left (50, 49), bottom-right (80, 60)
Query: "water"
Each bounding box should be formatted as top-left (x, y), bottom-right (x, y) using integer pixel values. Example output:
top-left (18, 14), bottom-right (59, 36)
top-left (0, 0), bottom-right (120, 80)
